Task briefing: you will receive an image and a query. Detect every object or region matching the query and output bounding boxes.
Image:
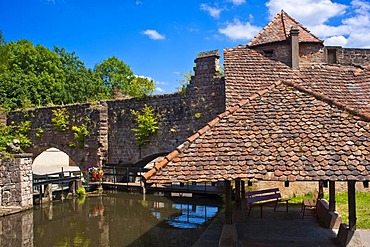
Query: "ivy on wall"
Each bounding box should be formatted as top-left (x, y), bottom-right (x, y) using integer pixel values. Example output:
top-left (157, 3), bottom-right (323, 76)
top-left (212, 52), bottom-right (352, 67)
top-left (131, 104), bottom-right (159, 146)
top-left (51, 107), bottom-right (90, 149)
top-left (71, 124), bottom-right (90, 149)
top-left (0, 119), bottom-right (32, 157)
top-left (52, 108), bottom-right (69, 131)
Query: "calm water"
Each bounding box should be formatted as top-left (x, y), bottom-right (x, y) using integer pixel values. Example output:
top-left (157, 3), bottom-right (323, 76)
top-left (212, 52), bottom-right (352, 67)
top-left (1, 191), bottom-right (221, 247)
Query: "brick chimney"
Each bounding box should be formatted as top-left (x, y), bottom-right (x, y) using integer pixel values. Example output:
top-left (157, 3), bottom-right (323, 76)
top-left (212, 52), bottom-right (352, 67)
top-left (290, 26), bottom-right (299, 69)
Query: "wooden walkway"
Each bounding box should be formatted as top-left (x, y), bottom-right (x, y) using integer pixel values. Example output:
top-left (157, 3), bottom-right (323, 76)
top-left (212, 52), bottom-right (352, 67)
top-left (99, 181), bottom-right (223, 196)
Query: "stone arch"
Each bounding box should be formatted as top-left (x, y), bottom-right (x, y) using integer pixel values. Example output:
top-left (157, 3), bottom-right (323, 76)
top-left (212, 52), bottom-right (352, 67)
top-left (31, 146), bottom-right (81, 175)
top-left (134, 152), bottom-right (169, 169)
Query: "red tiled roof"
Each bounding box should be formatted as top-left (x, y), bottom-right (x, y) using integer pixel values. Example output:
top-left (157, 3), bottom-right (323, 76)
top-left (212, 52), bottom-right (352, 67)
top-left (296, 65), bottom-right (370, 116)
top-left (144, 46), bottom-right (370, 184)
top-left (224, 46), bottom-right (293, 106)
top-left (248, 10), bottom-right (323, 47)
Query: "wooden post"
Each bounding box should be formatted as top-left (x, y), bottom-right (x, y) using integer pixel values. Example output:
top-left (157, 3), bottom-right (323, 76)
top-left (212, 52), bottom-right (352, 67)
top-left (241, 180), bottom-right (246, 199)
top-left (348, 181), bottom-right (356, 231)
top-left (318, 181), bottom-right (324, 199)
top-left (235, 179), bottom-right (241, 203)
top-left (329, 181), bottom-right (336, 212)
top-left (224, 180), bottom-right (232, 224)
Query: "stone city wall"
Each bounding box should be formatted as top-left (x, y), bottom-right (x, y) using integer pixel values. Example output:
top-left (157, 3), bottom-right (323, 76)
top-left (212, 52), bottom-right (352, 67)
top-left (7, 102), bottom-right (108, 170)
top-left (107, 50), bottom-right (225, 164)
top-left (6, 51), bottom-right (225, 167)
top-left (336, 48), bottom-right (370, 66)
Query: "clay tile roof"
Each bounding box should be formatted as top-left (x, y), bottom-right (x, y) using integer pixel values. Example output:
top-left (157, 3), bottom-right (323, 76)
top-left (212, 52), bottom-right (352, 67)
top-left (144, 46), bottom-right (370, 184)
top-left (295, 65), bottom-right (370, 116)
top-left (145, 82), bottom-right (370, 183)
top-left (248, 10), bottom-right (323, 47)
top-left (224, 46), bottom-right (294, 106)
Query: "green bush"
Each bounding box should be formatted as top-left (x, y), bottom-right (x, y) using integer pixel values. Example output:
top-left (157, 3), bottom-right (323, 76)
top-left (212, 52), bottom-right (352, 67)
top-left (76, 187), bottom-right (86, 196)
top-left (71, 124), bottom-right (89, 149)
top-left (131, 104), bottom-right (159, 146)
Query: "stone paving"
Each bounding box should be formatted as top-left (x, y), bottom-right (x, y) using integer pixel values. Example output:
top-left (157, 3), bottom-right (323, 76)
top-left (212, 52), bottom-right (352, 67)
top-left (193, 203), bottom-right (370, 247)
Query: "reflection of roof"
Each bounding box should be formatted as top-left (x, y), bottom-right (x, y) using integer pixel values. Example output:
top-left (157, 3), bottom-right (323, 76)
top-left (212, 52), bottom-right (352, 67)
top-left (248, 10), bottom-right (322, 47)
top-left (144, 46), bottom-right (370, 184)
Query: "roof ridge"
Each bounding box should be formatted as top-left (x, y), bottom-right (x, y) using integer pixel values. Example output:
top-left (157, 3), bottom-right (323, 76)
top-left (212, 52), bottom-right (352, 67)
top-left (283, 80), bottom-right (370, 121)
top-left (281, 10), bottom-right (287, 39)
top-left (143, 81), bottom-right (283, 181)
top-left (248, 10), bottom-right (322, 47)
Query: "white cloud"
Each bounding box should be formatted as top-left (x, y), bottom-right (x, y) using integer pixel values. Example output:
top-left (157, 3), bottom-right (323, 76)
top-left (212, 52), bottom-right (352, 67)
top-left (266, 0), bottom-right (347, 26)
top-left (142, 29), bottom-right (165, 40)
top-left (155, 87), bottom-right (165, 94)
top-left (324, 35), bottom-right (348, 47)
top-left (309, 24), bottom-right (350, 37)
top-left (219, 19), bottom-right (261, 40)
top-left (228, 0), bottom-right (246, 6)
top-left (265, 0), bottom-right (370, 48)
top-left (200, 3), bottom-right (223, 18)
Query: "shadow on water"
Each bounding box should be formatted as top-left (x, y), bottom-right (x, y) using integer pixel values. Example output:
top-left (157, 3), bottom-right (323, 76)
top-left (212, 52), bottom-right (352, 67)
top-left (0, 191), bottom-right (222, 247)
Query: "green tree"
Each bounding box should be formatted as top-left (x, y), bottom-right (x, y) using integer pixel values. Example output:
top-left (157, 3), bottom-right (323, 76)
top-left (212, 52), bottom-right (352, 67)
top-left (0, 34), bottom-right (155, 111)
top-left (0, 39), bottom-right (110, 111)
top-left (129, 76), bottom-right (155, 98)
top-left (0, 40), bottom-right (65, 110)
top-left (54, 46), bottom-right (109, 102)
top-left (177, 70), bottom-right (193, 93)
top-left (94, 57), bottom-right (155, 98)
top-left (94, 56), bottom-right (135, 98)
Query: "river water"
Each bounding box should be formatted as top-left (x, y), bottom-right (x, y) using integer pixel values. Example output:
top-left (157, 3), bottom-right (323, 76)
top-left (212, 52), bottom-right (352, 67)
top-left (1, 191), bottom-right (221, 247)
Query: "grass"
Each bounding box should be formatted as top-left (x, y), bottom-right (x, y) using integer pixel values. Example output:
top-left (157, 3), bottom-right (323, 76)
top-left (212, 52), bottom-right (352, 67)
top-left (289, 192), bottom-right (370, 229)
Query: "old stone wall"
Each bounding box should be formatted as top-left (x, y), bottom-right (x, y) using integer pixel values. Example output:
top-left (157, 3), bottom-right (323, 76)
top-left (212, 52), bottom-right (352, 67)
top-left (6, 51), bottom-right (225, 167)
top-left (299, 43), bottom-right (325, 64)
top-left (336, 48), bottom-right (370, 66)
top-left (0, 154), bottom-right (33, 208)
top-left (250, 42), bottom-right (325, 66)
top-left (107, 50), bottom-right (225, 164)
top-left (7, 102), bottom-right (109, 170)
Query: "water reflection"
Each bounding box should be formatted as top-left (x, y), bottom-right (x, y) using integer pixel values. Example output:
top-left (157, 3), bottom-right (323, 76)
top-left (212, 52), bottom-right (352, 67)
top-left (0, 191), bottom-right (221, 247)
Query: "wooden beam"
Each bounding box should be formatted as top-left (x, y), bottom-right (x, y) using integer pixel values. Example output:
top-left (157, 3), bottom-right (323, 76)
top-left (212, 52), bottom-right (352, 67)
top-left (318, 181), bottom-right (324, 199)
top-left (241, 180), bottom-right (246, 200)
top-left (329, 181), bottom-right (336, 212)
top-left (224, 180), bottom-right (232, 224)
top-left (348, 181), bottom-right (356, 231)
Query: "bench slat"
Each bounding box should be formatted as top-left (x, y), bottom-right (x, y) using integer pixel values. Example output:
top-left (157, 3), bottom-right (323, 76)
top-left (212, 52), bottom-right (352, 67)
top-left (245, 187), bottom-right (289, 217)
top-left (246, 193), bottom-right (281, 203)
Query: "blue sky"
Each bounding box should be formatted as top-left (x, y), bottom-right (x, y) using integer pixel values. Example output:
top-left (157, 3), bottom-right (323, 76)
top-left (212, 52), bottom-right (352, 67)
top-left (1, 0), bottom-right (369, 94)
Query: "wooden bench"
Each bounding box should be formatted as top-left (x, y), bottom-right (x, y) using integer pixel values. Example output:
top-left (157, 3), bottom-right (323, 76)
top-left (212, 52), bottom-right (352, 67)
top-left (301, 190), bottom-right (319, 218)
top-left (245, 188), bottom-right (290, 218)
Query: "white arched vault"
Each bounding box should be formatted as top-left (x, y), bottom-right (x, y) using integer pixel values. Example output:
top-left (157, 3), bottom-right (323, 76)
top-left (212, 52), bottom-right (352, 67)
top-left (32, 147), bottom-right (81, 175)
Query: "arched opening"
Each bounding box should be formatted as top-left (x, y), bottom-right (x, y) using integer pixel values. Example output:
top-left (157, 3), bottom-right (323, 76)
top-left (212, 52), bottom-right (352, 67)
top-left (32, 147), bottom-right (81, 175)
